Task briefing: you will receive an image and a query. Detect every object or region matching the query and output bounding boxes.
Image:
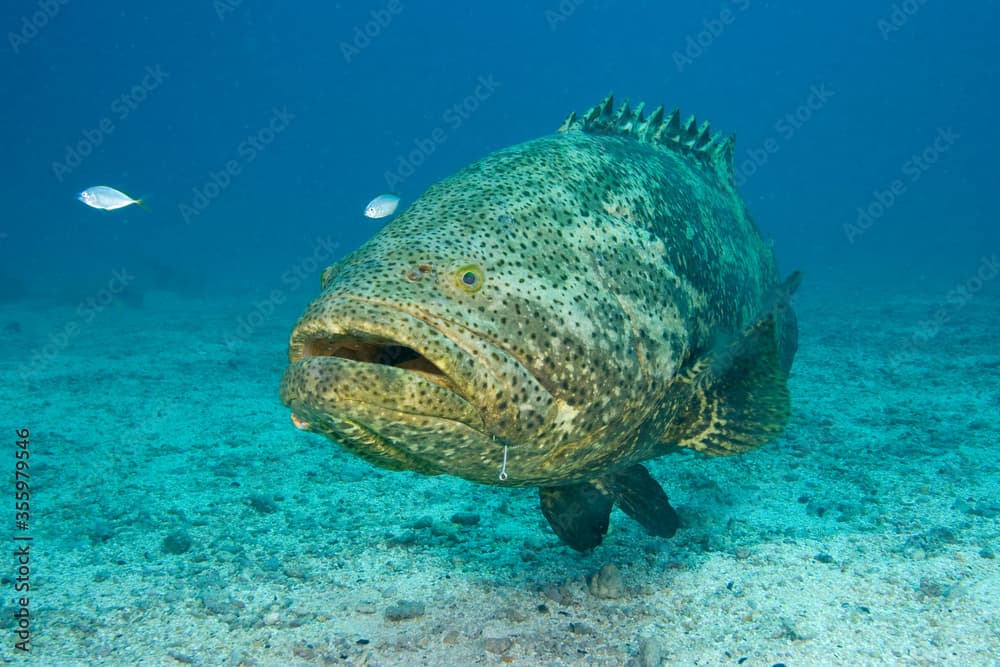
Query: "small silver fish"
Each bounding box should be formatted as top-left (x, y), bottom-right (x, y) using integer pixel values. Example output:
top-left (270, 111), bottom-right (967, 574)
top-left (78, 186), bottom-right (146, 211)
top-left (363, 193), bottom-right (400, 219)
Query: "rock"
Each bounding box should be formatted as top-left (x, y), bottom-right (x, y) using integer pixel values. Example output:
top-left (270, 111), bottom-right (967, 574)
top-left (484, 637), bottom-right (513, 654)
top-left (162, 530), bottom-right (192, 555)
top-left (814, 552), bottom-right (834, 563)
top-left (542, 583), bottom-right (573, 605)
top-left (248, 494), bottom-right (278, 514)
top-left (569, 621), bottom-right (596, 635)
top-left (385, 600), bottom-right (425, 621)
top-left (389, 531), bottom-right (417, 545)
top-left (634, 635), bottom-right (662, 667)
top-left (89, 520), bottom-right (114, 543)
top-left (588, 563), bottom-right (625, 599)
top-left (451, 511), bottom-right (481, 526)
top-left (411, 516), bottom-right (433, 529)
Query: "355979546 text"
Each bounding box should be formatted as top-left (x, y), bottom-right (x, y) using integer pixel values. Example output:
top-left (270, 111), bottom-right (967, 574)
top-left (13, 428), bottom-right (31, 653)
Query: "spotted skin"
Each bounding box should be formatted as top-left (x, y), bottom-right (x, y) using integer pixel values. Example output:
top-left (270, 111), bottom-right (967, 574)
top-left (280, 97), bottom-right (797, 526)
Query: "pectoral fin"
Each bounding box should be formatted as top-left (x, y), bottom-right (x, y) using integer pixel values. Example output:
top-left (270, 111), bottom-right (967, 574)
top-left (663, 272), bottom-right (800, 456)
top-left (539, 482), bottom-right (613, 551)
top-left (539, 464), bottom-right (678, 551)
top-left (608, 464), bottom-right (678, 538)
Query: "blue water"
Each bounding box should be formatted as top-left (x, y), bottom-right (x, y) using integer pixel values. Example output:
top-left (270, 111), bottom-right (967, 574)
top-left (4, 2), bottom-right (997, 292)
top-left (2, 2), bottom-right (998, 665)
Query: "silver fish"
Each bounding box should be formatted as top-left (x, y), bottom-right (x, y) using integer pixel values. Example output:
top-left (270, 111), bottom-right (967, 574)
top-left (78, 186), bottom-right (145, 211)
top-left (363, 193), bottom-right (400, 219)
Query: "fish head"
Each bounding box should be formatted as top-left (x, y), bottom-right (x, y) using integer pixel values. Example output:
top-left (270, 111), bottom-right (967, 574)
top-left (281, 149), bottom-right (643, 484)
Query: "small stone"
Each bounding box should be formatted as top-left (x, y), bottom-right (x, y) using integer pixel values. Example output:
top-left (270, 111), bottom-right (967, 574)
top-left (389, 531), bottom-right (417, 545)
top-left (636, 635), bottom-right (662, 667)
top-left (248, 494), bottom-right (278, 514)
top-left (451, 511), bottom-right (480, 526)
top-left (355, 601), bottom-right (377, 614)
top-left (411, 516), bottom-right (433, 529)
top-left (162, 530), bottom-right (192, 555)
top-left (979, 547), bottom-right (996, 559)
top-left (588, 563), bottom-right (625, 599)
top-left (918, 578), bottom-right (949, 598)
top-left (814, 553), bottom-right (834, 563)
top-left (385, 599), bottom-right (425, 621)
top-left (292, 645), bottom-right (315, 659)
top-left (89, 520), bottom-right (115, 543)
top-left (542, 583), bottom-right (572, 605)
top-left (484, 637), bottom-right (513, 654)
top-left (263, 611), bottom-right (281, 625)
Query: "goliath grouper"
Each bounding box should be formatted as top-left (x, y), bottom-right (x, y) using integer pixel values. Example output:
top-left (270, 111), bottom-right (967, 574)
top-left (280, 96), bottom-right (800, 551)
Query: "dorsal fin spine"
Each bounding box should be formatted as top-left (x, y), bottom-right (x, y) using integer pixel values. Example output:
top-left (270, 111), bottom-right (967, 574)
top-left (558, 94), bottom-right (736, 186)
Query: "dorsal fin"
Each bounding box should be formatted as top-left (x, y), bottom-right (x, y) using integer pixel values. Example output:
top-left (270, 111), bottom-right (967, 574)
top-left (558, 94), bottom-right (736, 186)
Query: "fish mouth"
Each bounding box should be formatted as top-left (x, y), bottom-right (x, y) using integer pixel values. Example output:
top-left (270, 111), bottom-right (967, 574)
top-left (280, 298), bottom-right (480, 427)
top-left (296, 333), bottom-right (459, 395)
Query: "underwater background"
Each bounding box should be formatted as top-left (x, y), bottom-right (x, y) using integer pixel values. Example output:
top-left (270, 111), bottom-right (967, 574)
top-left (1, 1), bottom-right (998, 665)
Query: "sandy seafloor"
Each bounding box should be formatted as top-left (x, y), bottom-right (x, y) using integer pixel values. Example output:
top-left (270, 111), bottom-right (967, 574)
top-left (1, 272), bottom-right (997, 666)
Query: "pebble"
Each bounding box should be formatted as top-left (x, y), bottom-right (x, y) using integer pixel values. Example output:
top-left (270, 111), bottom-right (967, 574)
top-left (588, 563), bottom-right (625, 599)
top-left (484, 637), bottom-right (513, 654)
top-left (814, 552), bottom-right (834, 563)
top-left (248, 494), bottom-right (278, 514)
top-left (635, 635), bottom-right (662, 667)
top-left (162, 530), bottom-right (192, 555)
top-left (389, 531), bottom-right (417, 545)
top-left (451, 511), bottom-right (481, 526)
top-left (89, 520), bottom-right (115, 543)
top-left (384, 600), bottom-right (425, 621)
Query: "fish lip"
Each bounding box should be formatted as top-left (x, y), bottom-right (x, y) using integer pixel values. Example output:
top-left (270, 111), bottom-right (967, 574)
top-left (284, 296), bottom-right (474, 410)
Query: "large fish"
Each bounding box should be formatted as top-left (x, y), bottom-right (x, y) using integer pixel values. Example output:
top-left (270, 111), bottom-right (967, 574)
top-left (280, 96), bottom-right (800, 551)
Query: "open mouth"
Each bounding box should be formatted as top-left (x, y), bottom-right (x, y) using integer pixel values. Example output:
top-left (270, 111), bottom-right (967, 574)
top-left (299, 334), bottom-right (459, 393)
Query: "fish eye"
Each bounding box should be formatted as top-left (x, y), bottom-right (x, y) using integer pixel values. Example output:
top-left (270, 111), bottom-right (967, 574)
top-left (455, 264), bottom-right (484, 292)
